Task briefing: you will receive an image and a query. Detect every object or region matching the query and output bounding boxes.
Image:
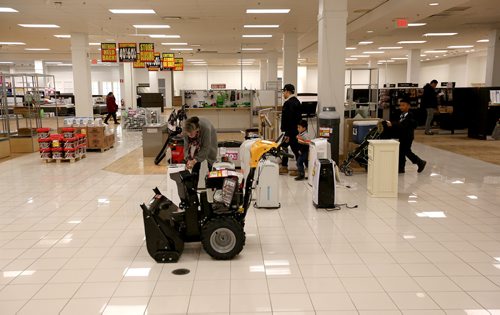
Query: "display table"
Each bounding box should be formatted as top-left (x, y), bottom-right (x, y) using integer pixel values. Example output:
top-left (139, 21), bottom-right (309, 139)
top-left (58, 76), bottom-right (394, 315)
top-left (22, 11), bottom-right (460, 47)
top-left (10, 136), bottom-right (39, 153)
top-left (40, 104), bottom-right (75, 116)
top-left (187, 107), bottom-right (252, 132)
top-left (142, 123), bottom-right (168, 157)
top-left (0, 138), bottom-right (10, 158)
top-left (367, 139), bottom-right (399, 198)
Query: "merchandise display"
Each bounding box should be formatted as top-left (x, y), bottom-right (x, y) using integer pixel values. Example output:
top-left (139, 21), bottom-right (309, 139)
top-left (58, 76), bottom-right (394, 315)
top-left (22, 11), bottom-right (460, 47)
top-left (312, 158), bottom-right (336, 208)
top-left (36, 127), bottom-right (87, 163)
top-left (124, 108), bottom-right (147, 130)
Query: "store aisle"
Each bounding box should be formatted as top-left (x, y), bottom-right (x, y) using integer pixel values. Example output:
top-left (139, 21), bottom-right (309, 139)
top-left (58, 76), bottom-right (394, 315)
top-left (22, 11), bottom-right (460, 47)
top-left (0, 131), bottom-right (499, 315)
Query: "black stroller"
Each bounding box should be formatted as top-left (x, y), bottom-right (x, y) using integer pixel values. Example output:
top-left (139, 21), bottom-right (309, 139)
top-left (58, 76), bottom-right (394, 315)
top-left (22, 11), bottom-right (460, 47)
top-left (340, 121), bottom-right (390, 176)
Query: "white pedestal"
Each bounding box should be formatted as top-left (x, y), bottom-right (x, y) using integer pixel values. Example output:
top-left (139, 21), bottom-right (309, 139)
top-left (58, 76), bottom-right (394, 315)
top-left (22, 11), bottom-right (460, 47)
top-left (367, 140), bottom-right (399, 198)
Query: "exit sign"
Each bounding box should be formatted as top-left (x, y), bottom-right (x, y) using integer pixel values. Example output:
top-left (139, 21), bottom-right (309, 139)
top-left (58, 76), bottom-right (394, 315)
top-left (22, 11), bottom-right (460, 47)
top-left (395, 19), bottom-right (408, 28)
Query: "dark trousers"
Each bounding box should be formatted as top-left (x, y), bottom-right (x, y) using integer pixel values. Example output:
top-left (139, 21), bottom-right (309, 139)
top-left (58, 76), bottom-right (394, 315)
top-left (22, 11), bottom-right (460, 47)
top-left (104, 112), bottom-right (118, 124)
top-left (281, 137), bottom-right (300, 167)
top-left (399, 138), bottom-right (423, 172)
top-left (296, 151), bottom-right (308, 174)
top-left (191, 161), bottom-right (212, 188)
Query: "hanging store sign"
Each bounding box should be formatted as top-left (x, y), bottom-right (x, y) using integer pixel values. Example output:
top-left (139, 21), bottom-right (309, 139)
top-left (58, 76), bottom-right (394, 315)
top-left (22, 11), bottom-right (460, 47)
top-left (161, 53), bottom-right (175, 70)
top-left (174, 58), bottom-right (184, 71)
top-left (118, 43), bottom-right (137, 62)
top-left (146, 53), bottom-right (161, 71)
top-left (101, 43), bottom-right (117, 62)
top-left (139, 43), bottom-right (155, 62)
top-left (133, 53), bottom-right (145, 68)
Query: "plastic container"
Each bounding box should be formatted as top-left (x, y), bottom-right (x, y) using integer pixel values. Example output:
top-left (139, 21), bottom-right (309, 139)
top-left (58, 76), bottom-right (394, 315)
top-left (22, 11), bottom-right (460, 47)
top-left (38, 138), bottom-right (52, 149)
top-left (40, 148), bottom-right (51, 159)
top-left (50, 134), bottom-right (63, 148)
top-left (51, 147), bottom-right (63, 159)
top-left (36, 128), bottom-right (51, 139)
top-left (61, 127), bottom-right (76, 139)
top-left (64, 147), bottom-right (77, 159)
top-left (63, 137), bottom-right (77, 149)
top-left (352, 121), bottom-right (378, 144)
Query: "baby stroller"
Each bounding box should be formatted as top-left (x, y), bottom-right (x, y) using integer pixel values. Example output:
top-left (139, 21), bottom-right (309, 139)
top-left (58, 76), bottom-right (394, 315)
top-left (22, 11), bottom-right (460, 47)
top-left (340, 121), bottom-right (389, 176)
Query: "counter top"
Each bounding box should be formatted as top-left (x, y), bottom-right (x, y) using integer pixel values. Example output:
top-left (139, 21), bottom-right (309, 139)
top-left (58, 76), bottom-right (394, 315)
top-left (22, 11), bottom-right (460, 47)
top-left (188, 107), bottom-right (251, 111)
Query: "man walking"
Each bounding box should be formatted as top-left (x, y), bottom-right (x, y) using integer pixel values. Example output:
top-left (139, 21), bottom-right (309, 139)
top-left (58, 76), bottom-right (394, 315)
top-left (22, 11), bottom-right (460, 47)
top-left (280, 84), bottom-right (302, 175)
top-left (422, 79), bottom-right (439, 135)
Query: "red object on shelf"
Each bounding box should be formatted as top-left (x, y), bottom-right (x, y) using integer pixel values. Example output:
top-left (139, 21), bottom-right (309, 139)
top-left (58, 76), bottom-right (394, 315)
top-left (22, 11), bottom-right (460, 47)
top-left (39, 148), bottom-right (51, 153)
top-left (38, 138), bottom-right (51, 143)
top-left (62, 137), bottom-right (77, 142)
top-left (61, 128), bottom-right (76, 132)
top-left (63, 147), bottom-right (77, 152)
top-left (170, 143), bottom-right (184, 164)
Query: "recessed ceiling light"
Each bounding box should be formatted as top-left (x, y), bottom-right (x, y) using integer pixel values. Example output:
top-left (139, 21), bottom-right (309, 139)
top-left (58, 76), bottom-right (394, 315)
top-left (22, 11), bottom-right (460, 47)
top-left (133, 24), bottom-right (170, 29)
top-left (425, 50), bottom-right (448, 53)
top-left (0, 7), bottom-right (18, 12)
top-left (398, 40), bottom-right (427, 44)
top-left (18, 24), bottom-right (60, 28)
top-left (378, 46), bottom-right (402, 50)
top-left (161, 42), bottom-right (188, 46)
top-left (477, 39), bottom-right (489, 43)
top-left (241, 48), bottom-right (264, 51)
top-left (447, 45), bottom-right (474, 49)
top-left (424, 33), bottom-right (457, 36)
top-left (45, 61), bottom-right (62, 64)
top-left (0, 41), bottom-right (25, 45)
top-left (346, 47), bottom-right (357, 50)
top-left (149, 35), bottom-right (180, 38)
top-left (170, 48), bottom-right (193, 51)
top-left (57, 63), bottom-right (72, 66)
top-left (244, 25), bottom-right (279, 28)
top-left (351, 55), bottom-right (370, 58)
top-left (25, 48), bottom-right (51, 51)
top-left (345, 58), bottom-right (358, 61)
top-left (246, 9), bottom-right (290, 14)
top-left (391, 57), bottom-right (408, 60)
top-left (429, 2), bottom-right (439, 6)
top-left (54, 35), bottom-right (71, 38)
top-left (367, 30), bottom-right (374, 33)
top-left (190, 44), bottom-right (201, 47)
top-left (109, 9), bottom-right (156, 14)
top-left (363, 51), bottom-right (384, 54)
top-left (408, 23), bottom-right (427, 27)
top-left (242, 35), bottom-right (272, 38)
top-left (0, 61), bottom-right (14, 64)
top-left (358, 41), bottom-right (373, 45)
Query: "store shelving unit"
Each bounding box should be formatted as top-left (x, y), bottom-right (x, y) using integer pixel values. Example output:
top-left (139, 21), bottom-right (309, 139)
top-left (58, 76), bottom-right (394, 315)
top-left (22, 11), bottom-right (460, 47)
top-left (0, 73), bottom-right (12, 158)
top-left (345, 68), bottom-right (379, 118)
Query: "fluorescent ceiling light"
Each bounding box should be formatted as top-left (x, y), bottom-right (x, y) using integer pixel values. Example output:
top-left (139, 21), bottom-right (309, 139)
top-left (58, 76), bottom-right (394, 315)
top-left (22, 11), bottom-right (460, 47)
top-left (408, 23), bottom-right (427, 27)
top-left (424, 33), bottom-right (457, 36)
top-left (242, 35), bottom-right (272, 38)
top-left (351, 55), bottom-right (370, 58)
top-left (109, 9), bottom-right (156, 14)
top-left (161, 42), bottom-right (188, 46)
top-left (191, 44), bottom-right (201, 47)
top-left (25, 48), bottom-right (51, 51)
top-left (477, 39), bottom-right (489, 43)
top-left (244, 25), bottom-right (279, 28)
top-left (452, 180), bottom-right (464, 184)
top-left (391, 57), bottom-right (408, 60)
top-left (133, 24), bottom-right (170, 29)
top-left (0, 62), bottom-right (13, 64)
top-left (345, 58), bottom-right (358, 61)
top-left (367, 30), bottom-right (374, 33)
top-left (379, 46), bottom-right (402, 50)
top-left (425, 50), bottom-right (448, 53)
top-left (420, 54), bottom-right (427, 57)
top-left (363, 51), bottom-right (384, 54)
top-left (187, 59), bottom-right (204, 62)
top-left (241, 48), bottom-right (263, 51)
top-left (0, 41), bottom-right (25, 45)
top-left (358, 41), bottom-right (373, 45)
top-left (429, 2), bottom-right (439, 6)
top-left (89, 42), bottom-right (100, 46)
top-left (57, 63), bottom-right (72, 66)
top-left (346, 47), bottom-right (356, 50)
top-left (378, 60), bottom-right (395, 63)
top-left (467, 195), bottom-right (478, 200)
top-left (170, 48), bottom-right (193, 51)
top-left (191, 64), bottom-right (208, 66)
top-left (0, 7), bottom-right (18, 12)
top-left (54, 35), bottom-right (71, 38)
top-left (447, 45), bottom-right (474, 49)
top-left (149, 35), bottom-right (180, 38)
top-left (246, 9), bottom-right (290, 14)
top-left (18, 24), bottom-right (60, 28)
top-left (398, 40), bottom-right (427, 44)
top-left (45, 61), bottom-right (62, 64)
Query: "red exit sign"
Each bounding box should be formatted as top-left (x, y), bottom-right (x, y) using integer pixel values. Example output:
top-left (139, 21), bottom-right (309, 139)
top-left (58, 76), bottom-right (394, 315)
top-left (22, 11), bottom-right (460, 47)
top-left (395, 18), bottom-right (408, 28)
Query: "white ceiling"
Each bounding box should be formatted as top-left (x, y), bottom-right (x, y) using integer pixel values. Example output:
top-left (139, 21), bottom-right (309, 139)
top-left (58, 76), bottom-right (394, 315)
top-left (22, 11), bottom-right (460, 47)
top-left (0, 0), bottom-right (498, 67)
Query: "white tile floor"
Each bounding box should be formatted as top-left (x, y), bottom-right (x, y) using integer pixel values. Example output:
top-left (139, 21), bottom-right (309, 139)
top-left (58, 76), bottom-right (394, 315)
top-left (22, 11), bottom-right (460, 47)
top-left (0, 128), bottom-right (500, 315)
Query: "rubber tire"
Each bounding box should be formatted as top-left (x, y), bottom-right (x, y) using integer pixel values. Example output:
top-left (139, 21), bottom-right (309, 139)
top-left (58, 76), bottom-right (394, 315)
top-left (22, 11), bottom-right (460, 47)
top-left (201, 217), bottom-right (245, 260)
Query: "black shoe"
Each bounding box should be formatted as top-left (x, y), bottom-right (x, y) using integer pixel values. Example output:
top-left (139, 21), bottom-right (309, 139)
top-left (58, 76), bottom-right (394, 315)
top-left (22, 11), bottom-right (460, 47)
top-left (425, 131), bottom-right (434, 135)
top-left (294, 174), bottom-right (305, 181)
top-left (417, 160), bottom-right (427, 173)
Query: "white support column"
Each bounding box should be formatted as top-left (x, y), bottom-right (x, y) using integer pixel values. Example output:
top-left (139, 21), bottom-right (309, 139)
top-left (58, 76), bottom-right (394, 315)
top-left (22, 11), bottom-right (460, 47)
top-left (148, 71), bottom-right (159, 93)
top-left (318, 0), bottom-right (348, 150)
top-left (407, 49), bottom-right (421, 84)
top-left (158, 70), bottom-right (173, 109)
top-left (34, 60), bottom-right (45, 74)
top-left (485, 29), bottom-right (500, 86)
top-left (267, 52), bottom-right (278, 84)
top-left (283, 32), bottom-right (298, 89)
top-left (260, 59), bottom-right (268, 89)
top-left (70, 33), bottom-right (93, 117)
top-left (122, 63), bottom-right (136, 109)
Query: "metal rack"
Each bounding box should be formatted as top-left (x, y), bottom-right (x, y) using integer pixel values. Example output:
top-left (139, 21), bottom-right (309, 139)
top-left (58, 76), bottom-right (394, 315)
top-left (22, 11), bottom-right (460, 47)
top-left (345, 68), bottom-right (379, 118)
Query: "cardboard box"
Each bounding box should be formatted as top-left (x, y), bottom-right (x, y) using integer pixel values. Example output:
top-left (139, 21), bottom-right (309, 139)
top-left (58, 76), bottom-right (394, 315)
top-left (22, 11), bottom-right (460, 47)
top-left (10, 137), bottom-right (39, 153)
top-left (88, 138), bottom-right (106, 149)
top-left (173, 96), bottom-right (182, 107)
top-left (87, 133), bottom-right (105, 141)
top-left (87, 126), bottom-right (106, 137)
top-left (0, 139), bottom-right (10, 158)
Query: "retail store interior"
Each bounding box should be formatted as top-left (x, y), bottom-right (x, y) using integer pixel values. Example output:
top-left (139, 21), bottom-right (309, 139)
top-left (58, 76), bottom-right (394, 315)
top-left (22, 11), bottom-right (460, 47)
top-left (1, 0), bottom-right (500, 314)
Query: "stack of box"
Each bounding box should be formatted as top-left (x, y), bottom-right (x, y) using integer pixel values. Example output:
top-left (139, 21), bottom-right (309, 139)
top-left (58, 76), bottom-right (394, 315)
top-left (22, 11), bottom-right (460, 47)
top-left (35, 128), bottom-right (87, 162)
top-left (37, 128), bottom-right (51, 159)
top-left (87, 126), bottom-right (115, 150)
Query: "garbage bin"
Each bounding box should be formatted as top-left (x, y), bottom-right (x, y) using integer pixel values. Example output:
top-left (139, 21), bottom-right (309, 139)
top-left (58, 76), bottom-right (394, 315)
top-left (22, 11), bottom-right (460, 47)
top-left (318, 107), bottom-right (341, 164)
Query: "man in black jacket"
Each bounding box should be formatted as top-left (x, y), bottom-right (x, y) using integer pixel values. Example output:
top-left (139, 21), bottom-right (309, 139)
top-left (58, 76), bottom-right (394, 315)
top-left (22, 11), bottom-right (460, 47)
top-left (387, 97), bottom-right (427, 174)
top-left (280, 84), bottom-right (302, 175)
top-left (422, 79), bottom-right (439, 135)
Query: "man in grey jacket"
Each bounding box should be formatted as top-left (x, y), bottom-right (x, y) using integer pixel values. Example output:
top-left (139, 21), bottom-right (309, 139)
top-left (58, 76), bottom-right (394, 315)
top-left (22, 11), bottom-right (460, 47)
top-left (183, 116), bottom-right (218, 187)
